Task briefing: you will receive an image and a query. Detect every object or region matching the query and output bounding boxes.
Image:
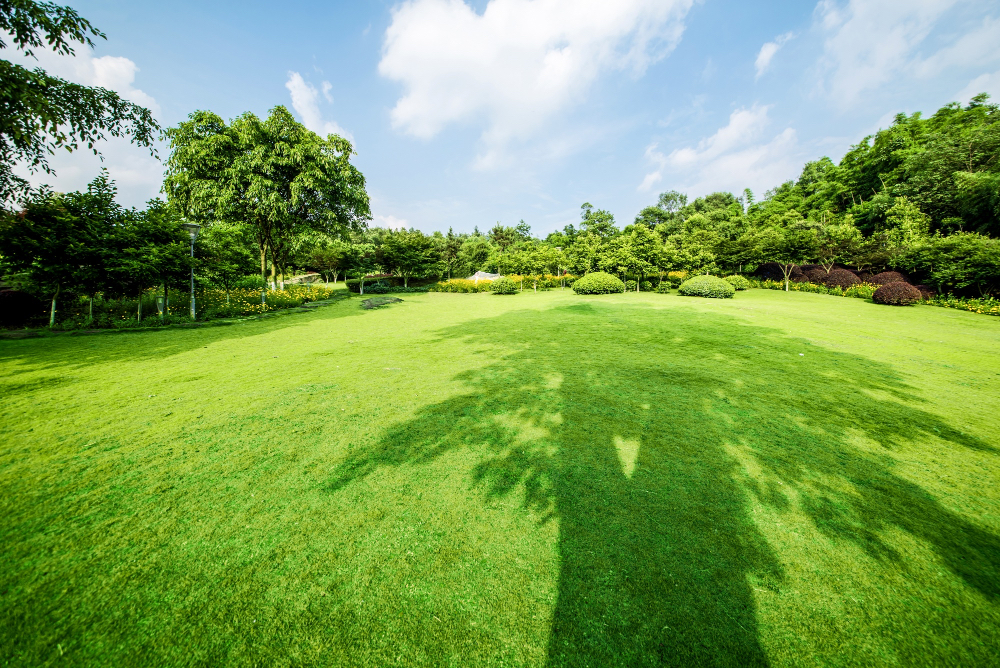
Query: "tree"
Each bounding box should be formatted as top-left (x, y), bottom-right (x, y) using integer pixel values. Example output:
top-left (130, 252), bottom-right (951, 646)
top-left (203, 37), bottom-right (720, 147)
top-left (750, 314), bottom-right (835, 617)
top-left (1, 0), bottom-right (159, 204)
top-left (200, 223), bottom-right (256, 302)
top-left (105, 200), bottom-right (189, 321)
top-left (762, 228), bottom-right (820, 291)
top-left (580, 202), bottom-right (618, 238)
top-left (164, 107), bottom-right (370, 304)
top-left (440, 227), bottom-right (462, 279)
top-left (0, 185), bottom-right (93, 325)
top-left (381, 229), bottom-right (437, 287)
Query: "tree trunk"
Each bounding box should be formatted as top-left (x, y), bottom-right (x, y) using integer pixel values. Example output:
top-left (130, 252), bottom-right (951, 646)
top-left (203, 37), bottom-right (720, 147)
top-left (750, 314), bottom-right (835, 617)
top-left (49, 284), bottom-right (60, 328)
top-left (359, 275), bottom-right (365, 295)
top-left (137, 291), bottom-right (142, 323)
top-left (164, 283), bottom-right (169, 311)
top-left (404, 275), bottom-right (409, 288)
top-left (260, 244), bottom-right (268, 305)
top-left (88, 296), bottom-right (94, 324)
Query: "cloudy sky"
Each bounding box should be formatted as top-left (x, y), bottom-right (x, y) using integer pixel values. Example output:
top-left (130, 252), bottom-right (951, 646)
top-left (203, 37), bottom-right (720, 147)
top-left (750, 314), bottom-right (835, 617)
top-left (10, 0), bottom-right (1000, 234)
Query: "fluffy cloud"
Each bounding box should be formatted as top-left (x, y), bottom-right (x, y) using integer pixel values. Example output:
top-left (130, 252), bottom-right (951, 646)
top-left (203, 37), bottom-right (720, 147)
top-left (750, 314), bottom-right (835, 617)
top-left (376, 214), bottom-right (409, 230)
top-left (754, 32), bottom-right (793, 79)
top-left (639, 105), bottom-right (800, 197)
top-left (285, 72), bottom-right (352, 140)
top-left (814, 0), bottom-right (959, 105)
top-left (378, 0), bottom-right (694, 164)
top-left (956, 69), bottom-right (1000, 103)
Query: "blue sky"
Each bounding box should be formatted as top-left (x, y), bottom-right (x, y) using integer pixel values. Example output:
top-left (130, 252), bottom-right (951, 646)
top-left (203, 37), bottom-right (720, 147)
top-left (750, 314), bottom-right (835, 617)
top-left (10, 0), bottom-right (1000, 235)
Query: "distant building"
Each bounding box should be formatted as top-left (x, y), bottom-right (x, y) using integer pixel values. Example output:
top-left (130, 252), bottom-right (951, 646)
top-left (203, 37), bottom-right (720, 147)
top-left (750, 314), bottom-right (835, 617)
top-left (468, 271), bottom-right (501, 283)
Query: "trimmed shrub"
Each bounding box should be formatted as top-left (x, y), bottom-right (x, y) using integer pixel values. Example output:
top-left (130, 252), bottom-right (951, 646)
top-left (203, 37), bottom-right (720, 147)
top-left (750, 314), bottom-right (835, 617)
top-left (655, 282), bottom-right (672, 294)
top-left (572, 271), bottom-right (626, 294)
top-left (641, 281), bottom-right (653, 291)
top-left (666, 270), bottom-right (689, 288)
top-left (792, 274), bottom-right (811, 283)
top-left (804, 268), bottom-right (828, 283)
top-left (913, 284), bottom-right (936, 300)
top-left (678, 275), bottom-right (736, 299)
top-left (823, 269), bottom-right (861, 288)
top-left (724, 275), bottom-right (750, 290)
top-left (873, 282), bottom-right (922, 305)
top-left (0, 290), bottom-right (43, 327)
top-left (490, 277), bottom-right (518, 295)
top-left (428, 279), bottom-right (493, 293)
top-left (625, 280), bottom-right (637, 292)
top-left (871, 270), bottom-right (910, 285)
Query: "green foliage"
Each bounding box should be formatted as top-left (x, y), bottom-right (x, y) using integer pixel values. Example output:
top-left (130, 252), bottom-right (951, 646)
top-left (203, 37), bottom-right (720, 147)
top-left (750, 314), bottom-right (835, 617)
top-left (723, 275), bottom-right (750, 290)
top-left (428, 279), bottom-right (493, 293)
top-left (898, 233), bottom-right (1000, 295)
top-left (0, 0), bottom-right (159, 204)
top-left (490, 276), bottom-right (518, 295)
top-left (572, 271), bottom-right (625, 294)
top-left (655, 282), bottom-right (672, 294)
top-left (678, 274), bottom-right (736, 299)
top-left (625, 280), bottom-right (637, 292)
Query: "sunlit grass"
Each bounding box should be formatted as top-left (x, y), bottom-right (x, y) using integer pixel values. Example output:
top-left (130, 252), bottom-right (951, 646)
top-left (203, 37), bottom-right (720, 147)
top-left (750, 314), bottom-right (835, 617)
top-left (1, 289), bottom-right (998, 666)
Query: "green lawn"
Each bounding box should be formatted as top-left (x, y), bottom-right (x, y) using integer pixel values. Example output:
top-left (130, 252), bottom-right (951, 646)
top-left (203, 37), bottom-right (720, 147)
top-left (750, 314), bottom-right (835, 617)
top-left (2, 288), bottom-right (999, 667)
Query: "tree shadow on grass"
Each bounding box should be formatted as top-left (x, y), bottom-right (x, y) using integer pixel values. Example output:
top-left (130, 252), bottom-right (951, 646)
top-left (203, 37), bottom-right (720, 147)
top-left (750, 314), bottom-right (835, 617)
top-left (328, 301), bottom-right (999, 666)
top-left (0, 299), bottom-right (366, 374)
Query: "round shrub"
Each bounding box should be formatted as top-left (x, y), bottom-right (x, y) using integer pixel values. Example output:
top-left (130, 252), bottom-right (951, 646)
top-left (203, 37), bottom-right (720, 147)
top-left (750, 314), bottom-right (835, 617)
top-left (723, 274), bottom-right (750, 290)
top-left (792, 274), bottom-right (811, 283)
top-left (678, 274), bottom-right (736, 299)
top-left (655, 282), bottom-right (672, 294)
top-left (873, 282), bottom-right (922, 305)
top-left (823, 269), bottom-right (861, 289)
top-left (0, 290), bottom-right (42, 328)
top-left (625, 280), bottom-right (637, 292)
top-left (641, 281), bottom-right (653, 291)
top-left (913, 284), bottom-right (936, 300)
top-left (490, 276), bottom-right (518, 295)
top-left (804, 268), bottom-right (828, 283)
top-left (572, 271), bottom-right (626, 294)
top-left (871, 270), bottom-right (909, 285)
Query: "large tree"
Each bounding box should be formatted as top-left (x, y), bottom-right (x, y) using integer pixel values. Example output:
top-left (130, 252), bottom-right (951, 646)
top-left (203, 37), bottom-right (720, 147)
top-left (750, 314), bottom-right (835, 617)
top-left (1, 0), bottom-right (159, 205)
top-left (164, 106), bottom-right (370, 302)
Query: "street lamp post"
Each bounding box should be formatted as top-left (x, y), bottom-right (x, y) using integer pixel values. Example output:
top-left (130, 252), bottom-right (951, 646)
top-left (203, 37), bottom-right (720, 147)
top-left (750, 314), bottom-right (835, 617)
top-left (180, 223), bottom-right (201, 319)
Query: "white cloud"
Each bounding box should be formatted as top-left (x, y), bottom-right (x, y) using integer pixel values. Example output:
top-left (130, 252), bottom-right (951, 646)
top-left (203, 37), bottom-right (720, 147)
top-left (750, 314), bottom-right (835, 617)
top-left (378, 0), bottom-right (694, 164)
top-left (955, 69), bottom-right (1000, 103)
top-left (376, 214), bottom-right (409, 230)
top-left (639, 105), bottom-right (801, 196)
top-left (321, 80), bottom-right (334, 103)
top-left (285, 72), bottom-right (352, 140)
top-left (813, 0), bottom-right (958, 105)
top-left (916, 15), bottom-right (1000, 78)
top-left (754, 32), bottom-right (793, 79)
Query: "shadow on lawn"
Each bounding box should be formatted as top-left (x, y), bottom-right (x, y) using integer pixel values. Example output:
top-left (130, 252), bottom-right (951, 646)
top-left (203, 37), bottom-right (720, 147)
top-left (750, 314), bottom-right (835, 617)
top-left (0, 298), bottom-right (364, 376)
top-left (329, 301), bottom-right (999, 666)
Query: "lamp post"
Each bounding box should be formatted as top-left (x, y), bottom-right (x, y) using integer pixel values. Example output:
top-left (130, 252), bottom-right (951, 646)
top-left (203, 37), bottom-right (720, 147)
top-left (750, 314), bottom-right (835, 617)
top-left (180, 223), bottom-right (201, 319)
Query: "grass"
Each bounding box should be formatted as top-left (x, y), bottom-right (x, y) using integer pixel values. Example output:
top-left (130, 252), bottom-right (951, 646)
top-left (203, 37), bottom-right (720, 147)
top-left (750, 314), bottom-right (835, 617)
top-left (1, 288), bottom-right (999, 666)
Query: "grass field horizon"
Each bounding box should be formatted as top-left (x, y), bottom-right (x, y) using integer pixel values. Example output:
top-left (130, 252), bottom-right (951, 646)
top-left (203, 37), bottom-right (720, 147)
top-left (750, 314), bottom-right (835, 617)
top-left (2, 289), bottom-right (999, 666)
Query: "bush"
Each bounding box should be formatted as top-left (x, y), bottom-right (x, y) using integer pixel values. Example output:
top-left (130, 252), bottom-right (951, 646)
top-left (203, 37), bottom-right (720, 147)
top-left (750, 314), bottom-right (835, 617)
top-left (428, 279), bottom-right (493, 293)
top-left (678, 275), bottom-right (736, 299)
top-left (804, 268), bottom-right (828, 283)
top-left (572, 271), bottom-right (626, 294)
top-left (913, 284), bottom-right (936, 300)
top-left (641, 281), bottom-right (653, 291)
top-left (723, 275), bottom-right (750, 290)
top-left (871, 271), bottom-right (910, 285)
top-left (873, 282), bottom-right (922, 305)
top-left (655, 282), bottom-right (672, 294)
top-left (755, 262), bottom-right (802, 281)
top-left (0, 290), bottom-right (43, 327)
top-left (490, 277), bottom-right (518, 295)
top-left (625, 280), bottom-right (637, 292)
top-left (823, 269), bottom-right (861, 288)
top-left (666, 270), bottom-right (688, 288)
